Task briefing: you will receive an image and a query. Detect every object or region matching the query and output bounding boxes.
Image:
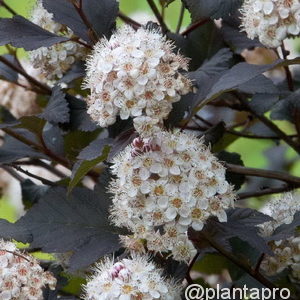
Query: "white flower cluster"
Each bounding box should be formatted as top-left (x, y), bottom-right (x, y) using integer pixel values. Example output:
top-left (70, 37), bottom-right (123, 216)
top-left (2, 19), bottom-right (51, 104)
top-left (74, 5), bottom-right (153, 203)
top-left (29, 1), bottom-right (87, 80)
top-left (83, 25), bottom-right (191, 130)
top-left (110, 130), bottom-right (235, 262)
top-left (261, 237), bottom-right (300, 279)
top-left (83, 255), bottom-right (181, 300)
top-left (240, 0), bottom-right (300, 48)
top-left (0, 239), bottom-right (56, 300)
top-left (260, 193), bottom-right (300, 280)
top-left (261, 192), bottom-right (300, 236)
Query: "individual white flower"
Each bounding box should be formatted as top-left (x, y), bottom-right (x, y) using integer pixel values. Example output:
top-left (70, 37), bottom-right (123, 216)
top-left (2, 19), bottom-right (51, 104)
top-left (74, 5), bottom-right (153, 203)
top-left (83, 25), bottom-right (192, 129)
top-left (110, 130), bottom-right (235, 262)
top-left (119, 236), bottom-right (146, 254)
top-left (82, 255), bottom-right (182, 300)
top-left (0, 239), bottom-right (56, 300)
top-left (29, 1), bottom-right (87, 80)
top-left (240, 0), bottom-right (300, 48)
top-left (133, 116), bottom-right (162, 138)
top-left (260, 193), bottom-right (300, 280)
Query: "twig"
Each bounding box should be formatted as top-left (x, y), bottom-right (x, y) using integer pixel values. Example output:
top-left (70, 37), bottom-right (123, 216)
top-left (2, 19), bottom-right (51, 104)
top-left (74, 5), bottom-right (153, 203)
top-left (160, 0), bottom-right (165, 20)
top-left (1, 165), bottom-right (25, 182)
top-left (6, 164), bottom-right (56, 186)
top-left (201, 235), bottom-right (295, 300)
top-left (226, 117), bottom-right (253, 130)
top-left (13, 159), bottom-right (66, 178)
top-left (238, 185), bottom-right (296, 200)
top-left (5, 44), bottom-right (17, 56)
top-left (226, 129), bottom-right (297, 140)
top-left (226, 163), bottom-right (300, 186)
top-left (2, 128), bottom-right (99, 181)
top-left (2, 128), bottom-right (70, 168)
top-left (181, 18), bottom-right (210, 36)
top-left (294, 108), bottom-right (300, 144)
top-left (281, 42), bottom-right (294, 91)
top-left (25, 247), bottom-right (42, 253)
top-left (71, 0), bottom-right (98, 43)
top-left (190, 117), bottom-right (209, 131)
top-left (176, 2), bottom-right (185, 33)
top-left (118, 12), bottom-right (141, 30)
top-left (177, 125), bottom-right (204, 131)
top-left (255, 254), bottom-right (265, 273)
top-left (1, 77), bottom-right (39, 93)
top-left (70, 37), bottom-right (93, 50)
top-left (0, 249), bottom-right (30, 262)
top-left (238, 96), bottom-right (300, 153)
top-left (147, 0), bottom-right (168, 32)
top-left (185, 252), bottom-right (200, 284)
top-left (194, 115), bottom-right (213, 127)
top-left (2, 128), bottom-right (43, 151)
top-left (255, 114), bottom-right (300, 151)
top-left (0, 56), bottom-right (51, 95)
top-left (0, 0), bottom-right (17, 16)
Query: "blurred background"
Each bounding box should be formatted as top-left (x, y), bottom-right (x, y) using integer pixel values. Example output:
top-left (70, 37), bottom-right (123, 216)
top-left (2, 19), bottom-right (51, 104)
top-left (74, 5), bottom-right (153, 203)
top-left (0, 0), bottom-right (299, 222)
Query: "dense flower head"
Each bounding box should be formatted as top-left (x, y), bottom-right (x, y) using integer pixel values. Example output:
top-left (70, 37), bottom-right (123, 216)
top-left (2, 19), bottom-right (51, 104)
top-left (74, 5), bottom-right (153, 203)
top-left (240, 0), bottom-right (300, 48)
top-left (83, 25), bottom-right (192, 128)
top-left (261, 237), bottom-right (300, 279)
top-left (109, 130), bottom-right (235, 262)
top-left (260, 193), bottom-right (300, 280)
top-left (29, 1), bottom-right (87, 80)
top-left (0, 239), bottom-right (56, 300)
top-left (83, 255), bottom-right (181, 300)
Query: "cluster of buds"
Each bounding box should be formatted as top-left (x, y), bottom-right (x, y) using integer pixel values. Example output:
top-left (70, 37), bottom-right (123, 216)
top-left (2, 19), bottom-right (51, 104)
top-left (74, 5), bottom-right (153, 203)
top-left (110, 130), bottom-right (235, 262)
top-left (29, 1), bottom-right (87, 80)
top-left (130, 136), bottom-right (160, 157)
top-left (0, 239), bottom-right (56, 299)
top-left (260, 193), bottom-right (300, 280)
top-left (83, 255), bottom-right (181, 300)
top-left (83, 25), bottom-right (191, 130)
top-left (240, 0), bottom-right (300, 48)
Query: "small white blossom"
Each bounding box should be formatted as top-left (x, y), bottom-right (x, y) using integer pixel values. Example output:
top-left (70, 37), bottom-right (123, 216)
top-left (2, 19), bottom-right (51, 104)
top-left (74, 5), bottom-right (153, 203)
top-left (119, 236), bottom-right (146, 254)
top-left (110, 130), bottom-right (235, 262)
top-left (83, 25), bottom-right (192, 129)
top-left (133, 116), bottom-right (162, 138)
top-left (29, 1), bottom-right (87, 80)
top-left (240, 0), bottom-right (300, 48)
top-left (82, 255), bottom-right (181, 300)
top-left (260, 193), bottom-right (300, 280)
top-left (0, 239), bottom-right (56, 300)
